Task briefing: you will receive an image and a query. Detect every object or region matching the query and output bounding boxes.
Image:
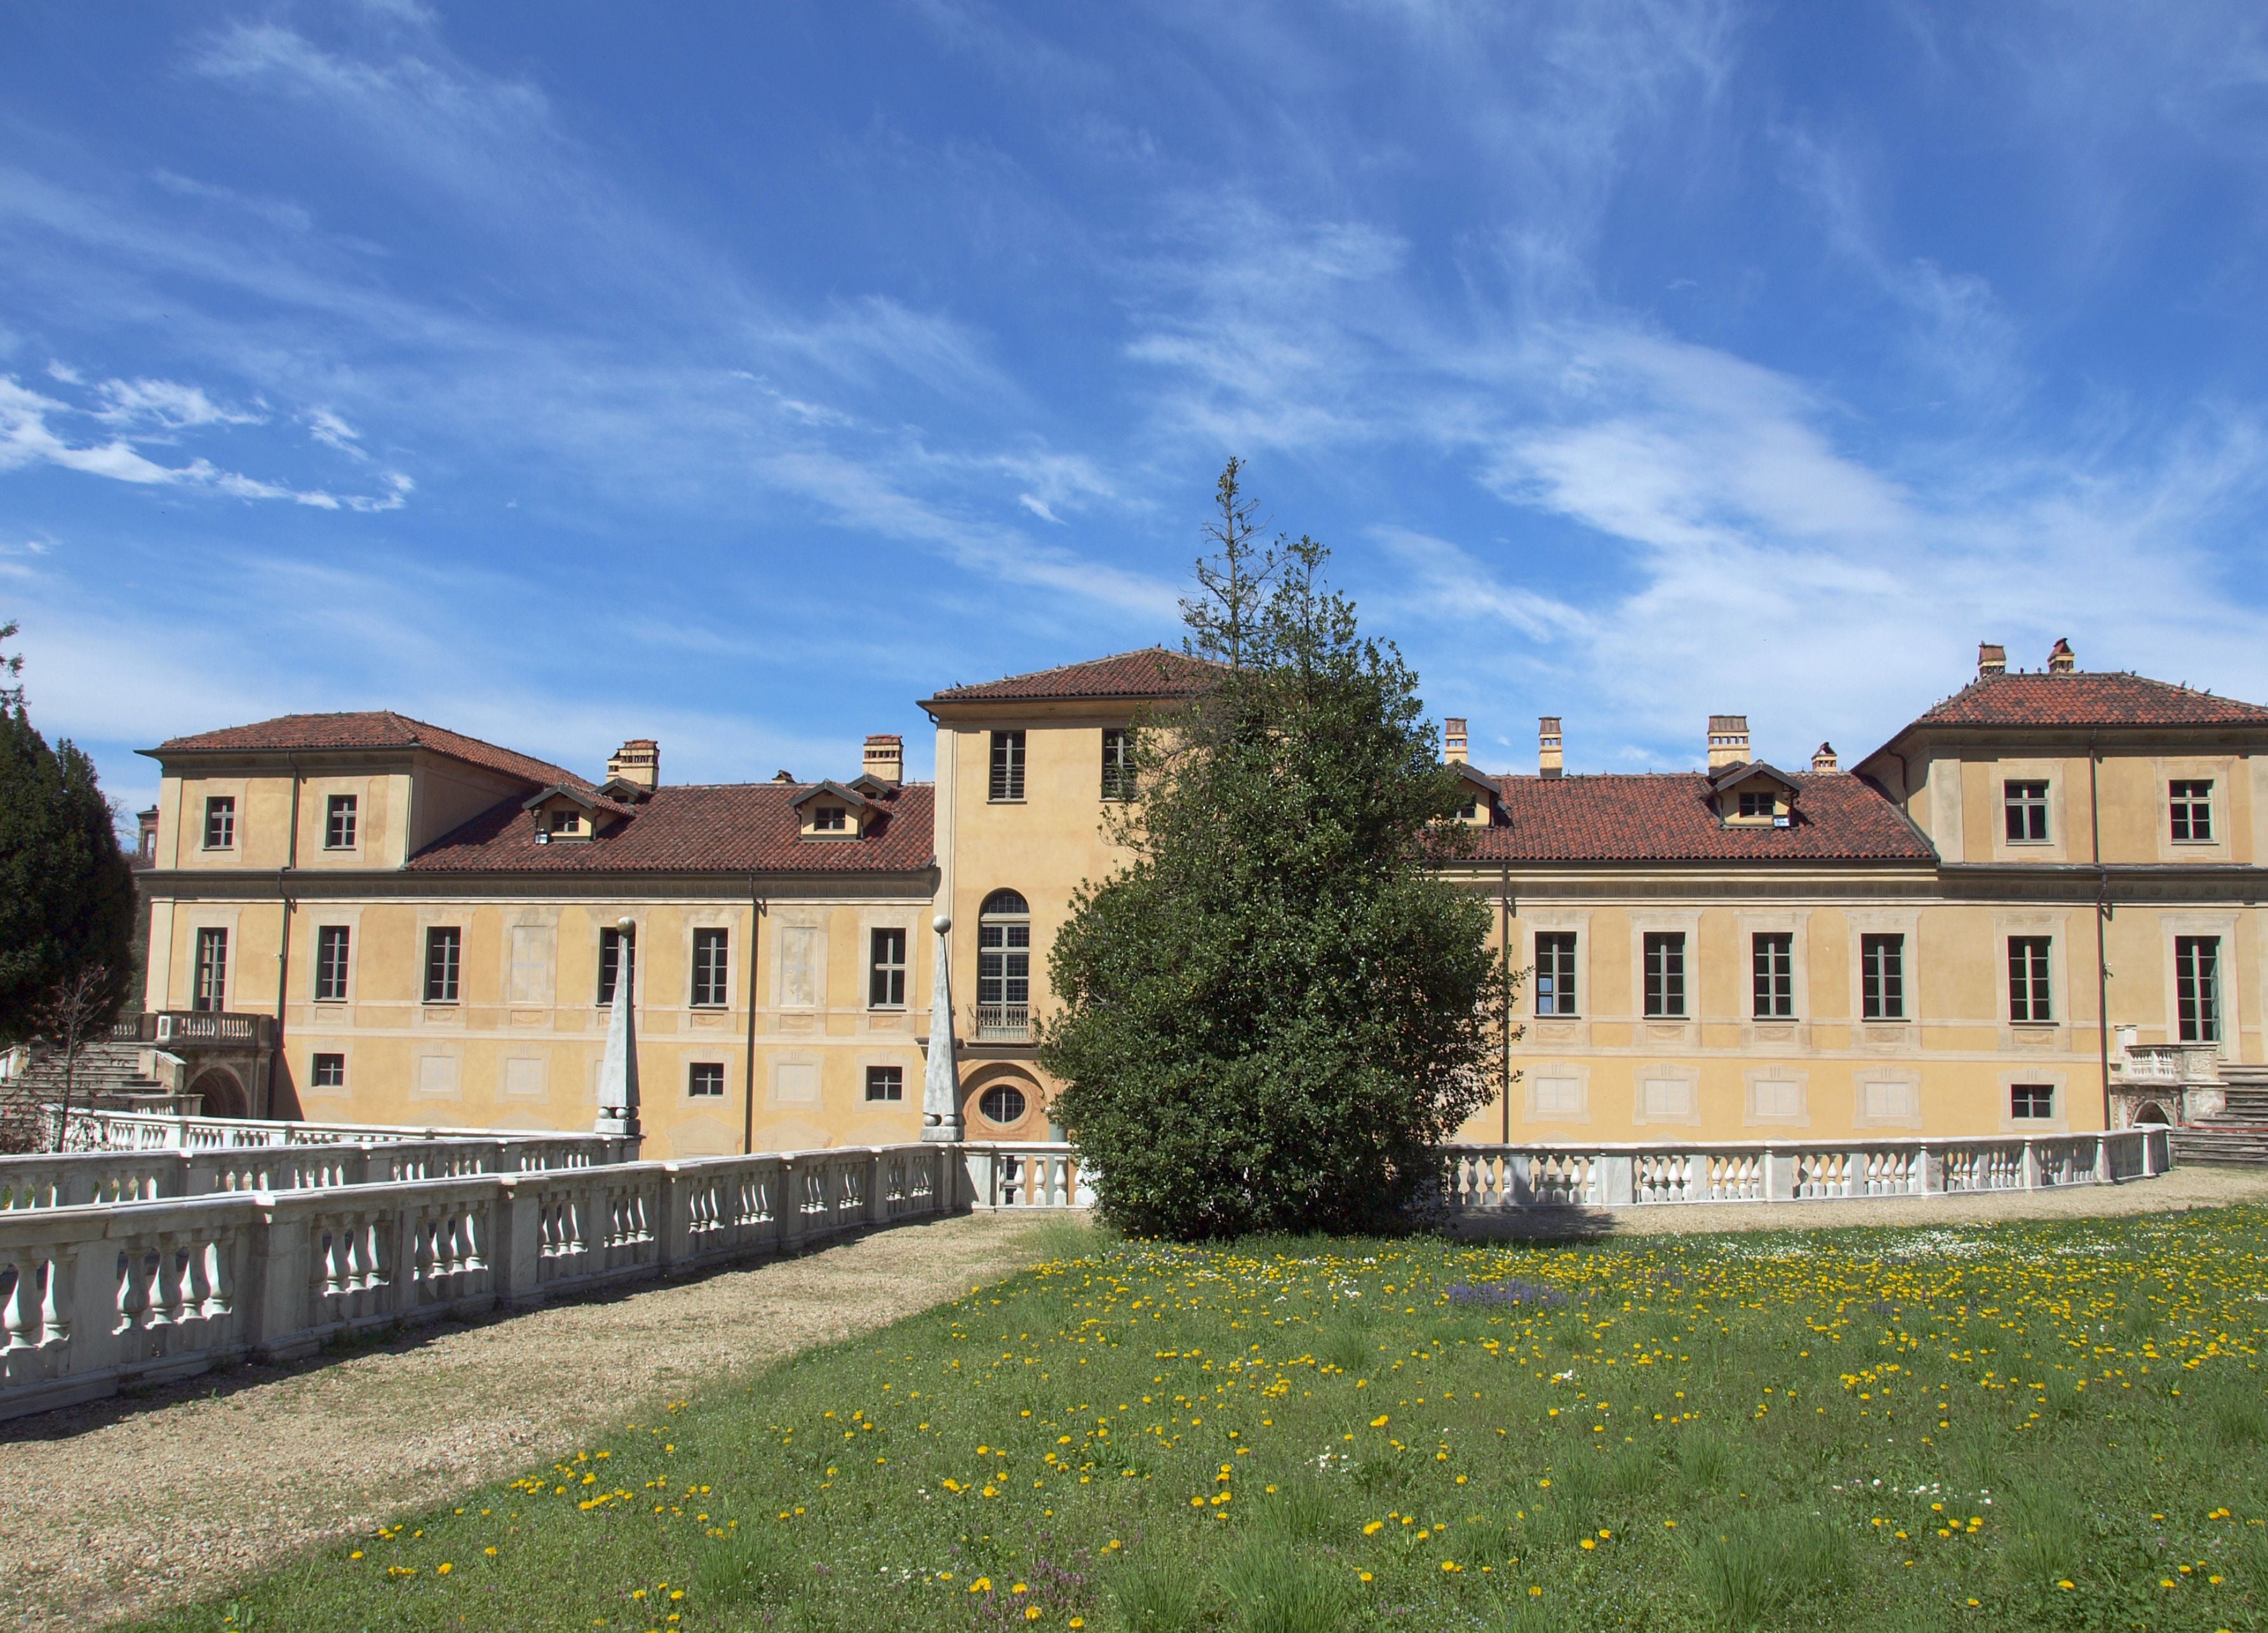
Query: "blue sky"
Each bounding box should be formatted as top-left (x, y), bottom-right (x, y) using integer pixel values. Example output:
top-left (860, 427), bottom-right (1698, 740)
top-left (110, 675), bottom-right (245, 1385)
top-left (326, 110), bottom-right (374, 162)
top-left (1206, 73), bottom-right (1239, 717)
top-left (6, 2), bottom-right (2268, 816)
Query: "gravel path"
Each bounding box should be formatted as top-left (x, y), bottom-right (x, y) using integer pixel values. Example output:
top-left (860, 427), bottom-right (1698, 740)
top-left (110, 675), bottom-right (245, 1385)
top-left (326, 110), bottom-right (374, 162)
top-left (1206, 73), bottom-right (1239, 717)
top-left (3, 1211), bottom-right (1061, 1632)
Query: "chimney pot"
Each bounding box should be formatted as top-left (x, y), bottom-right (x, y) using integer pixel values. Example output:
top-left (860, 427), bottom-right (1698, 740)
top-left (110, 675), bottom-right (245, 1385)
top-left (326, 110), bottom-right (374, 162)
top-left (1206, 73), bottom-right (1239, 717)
top-left (1443, 716), bottom-right (1468, 765)
top-left (1978, 642), bottom-right (2007, 678)
top-left (1538, 716), bottom-right (1564, 779)
top-left (1811, 741), bottom-right (1839, 774)
top-left (1707, 714), bottom-right (1751, 770)
top-left (863, 732), bottom-right (904, 784)
top-left (2048, 637), bottom-right (2076, 673)
top-left (606, 737), bottom-right (659, 791)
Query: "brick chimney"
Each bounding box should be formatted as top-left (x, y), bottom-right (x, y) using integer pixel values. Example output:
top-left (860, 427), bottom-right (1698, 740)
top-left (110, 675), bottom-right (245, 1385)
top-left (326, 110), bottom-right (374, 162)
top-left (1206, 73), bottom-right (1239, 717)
top-left (1707, 715), bottom-right (1750, 770)
top-left (1978, 642), bottom-right (2007, 678)
top-left (606, 738), bottom-right (659, 790)
top-left (863, 733), bottom-right (904, 784)
top-left (1443, 717), bottom-right (1468, 765)
top-left (2048, 637), bottom-right (2076, 673)
top-left (1811, 742), bottom-right (1839, 774)
top-left (1538, 717), bottom-right (1563, 779)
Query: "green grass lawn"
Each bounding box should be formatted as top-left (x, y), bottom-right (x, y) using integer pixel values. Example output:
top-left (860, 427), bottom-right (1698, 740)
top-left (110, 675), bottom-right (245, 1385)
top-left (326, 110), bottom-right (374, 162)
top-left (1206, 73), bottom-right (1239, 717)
top-left (135, 1208), bottom-right (2268, 1633)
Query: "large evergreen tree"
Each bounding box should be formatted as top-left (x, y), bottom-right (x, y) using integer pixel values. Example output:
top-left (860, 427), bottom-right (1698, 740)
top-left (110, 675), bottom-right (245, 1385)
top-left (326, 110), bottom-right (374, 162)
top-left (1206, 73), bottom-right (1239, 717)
top-left (1040, 464), bottom-right (1508, 1239)
top-left (0, 621), bottom-right (135, 1044)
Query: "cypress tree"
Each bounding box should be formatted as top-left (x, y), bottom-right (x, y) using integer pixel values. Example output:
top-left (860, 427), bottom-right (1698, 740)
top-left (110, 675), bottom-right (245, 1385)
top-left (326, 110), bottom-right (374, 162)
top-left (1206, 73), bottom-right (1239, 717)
top-left (1040, 465), bottom-right (1509, 1239)
top-left (0, 621), bottom-right (135, 1044)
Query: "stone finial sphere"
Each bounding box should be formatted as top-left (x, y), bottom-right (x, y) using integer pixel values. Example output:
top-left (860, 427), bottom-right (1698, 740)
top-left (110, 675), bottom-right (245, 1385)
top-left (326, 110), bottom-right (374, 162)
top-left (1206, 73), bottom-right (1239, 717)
top-left (933, 913), bottom-right (951, 933)
top-left (617, 915), bottom-right (636, 933)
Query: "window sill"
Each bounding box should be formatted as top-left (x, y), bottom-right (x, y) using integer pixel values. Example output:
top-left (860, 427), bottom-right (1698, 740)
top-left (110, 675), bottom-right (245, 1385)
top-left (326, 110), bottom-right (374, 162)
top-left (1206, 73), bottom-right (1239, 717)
top-left (2169, 839), bottom-right (2220, 847)
top-left (986, 798), bottom-right (1027, 805)
top-left (1861, 1015), bottom-right (1910, 1024)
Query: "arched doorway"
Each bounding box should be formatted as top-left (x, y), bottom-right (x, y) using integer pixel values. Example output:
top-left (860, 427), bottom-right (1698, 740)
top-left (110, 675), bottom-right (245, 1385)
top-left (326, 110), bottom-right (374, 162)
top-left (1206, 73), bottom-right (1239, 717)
top-left (190, 1068), bottom-right (248, 1120)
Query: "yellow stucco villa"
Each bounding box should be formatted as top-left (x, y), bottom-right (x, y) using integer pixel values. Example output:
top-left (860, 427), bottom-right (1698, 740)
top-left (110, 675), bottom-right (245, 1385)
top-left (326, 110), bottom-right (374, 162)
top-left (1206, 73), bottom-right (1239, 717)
top-left (131, 638), bottom-right (2268, 1156)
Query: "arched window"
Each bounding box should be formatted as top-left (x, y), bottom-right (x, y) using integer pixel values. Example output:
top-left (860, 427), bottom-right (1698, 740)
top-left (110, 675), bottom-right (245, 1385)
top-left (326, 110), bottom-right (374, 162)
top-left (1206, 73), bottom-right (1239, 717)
top-left (976, 890), bottom-right (1031, 1040)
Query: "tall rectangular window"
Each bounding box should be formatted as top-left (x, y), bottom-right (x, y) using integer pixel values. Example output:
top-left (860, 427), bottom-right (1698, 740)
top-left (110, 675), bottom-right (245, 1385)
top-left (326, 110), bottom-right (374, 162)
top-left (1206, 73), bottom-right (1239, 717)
top-left (203, 796), bottom-right (236, 850)
top-left (2008, 936), bottom-right (2053, 1022)
top-left (869, 927), bottom-right (907, 1008)
top-left (687, 1062), bottom-right (725, 1099)
top-left (194, 927), bottom-right (227, 1012)
top-left (424, 926), bottom-right (461, 1004)
top-left (691, 928), bottom-right (730, 1007)
top-left (2003, 780), bottom-right (2049, 842)
top-left (1100, 727), bottom-right (1134, 801)
top-left (2175, 936), bottom-right (2222, 1043)
top-left (865, 1065), bottom-right (905, 1102)
top-left (989, 730), bottom-right (1026, 802)
top-left (325, 793), bottom-right (358, 850)
top-left (978, 923), bottom-right (1031, 1007)
top-left (597, 927), bottom-right (636, 1005)
top-left (1752, 932), bottom-right (1794, 1019)
top-left (1533, 932), bottom-right (1578, 1016)
top-left (2011, 1083), bottom-right (2055, 1120)
top-left (314, 925), bottom-right (351, 1002)
top-left (311, 1052), bottom-right (346, 1089)
top-left (1642, 932), bottom-right (1686, 1018)
top-left (2170, 780), bottom-right (2214, 842)
top-left (1861, 934), bottom-right (1904, 1019)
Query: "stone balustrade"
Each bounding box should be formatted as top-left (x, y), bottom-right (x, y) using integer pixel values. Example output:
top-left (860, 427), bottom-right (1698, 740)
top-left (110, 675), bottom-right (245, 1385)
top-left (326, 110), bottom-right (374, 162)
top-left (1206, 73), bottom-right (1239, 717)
top-left (1437, 1127), bottom-right (2167, 1211)
top-left (50, 1105), bottom-right (638, 1161)
top-left (0, 1141), bottom-right (1081, 1421)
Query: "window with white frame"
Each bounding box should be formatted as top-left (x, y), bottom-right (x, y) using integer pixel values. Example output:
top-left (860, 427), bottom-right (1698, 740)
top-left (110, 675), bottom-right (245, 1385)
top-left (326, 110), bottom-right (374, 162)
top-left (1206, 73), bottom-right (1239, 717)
top-left (424, 927), bottom-right (462, 1004)
top-left (325, 793), bottom-right (357, 849)
top-left (1533, 932), bottom-right (1578, 1016)
top-left (2175, 936), bottom-right (2221, 1043)
top-left (977, 890), bottom-right (1031, 1014)
top-left (314, 925), bottom-right (351, 1002)
top-left (869, 927), bottom-right (907, 1008)
top-left (2003, 780), bottom-right (2049, 842)
top-left (194, 927), bottom-right (228, 1012)
top-left (691, 928), bottom-right (730, 1007)
top-left (1101, 727), bottom-right (1134, 800)
top-left (2008, 936), bottom-right (2053, 1022)
top-left (1752, 932), bottom-right (1794, 1019)
top-left (687, 1062), bottom-right (725, 1098)
top-left (2170, 780), bottom-right (2214, 842)
top-left (1861, 934), bottom-right (1904, 1019)
top-left (203, 796), bottom-right (236, 850)
top-left (865, 1065), bottom-right (904, 1102)
top-left (1642, 932), bottom-right (1686, 1018)
top-left (311, 1052), bottom-right (346, 1089)
top-left (989, 730), bottom-right (1026, 802)
top-left (2010, 1083), bottom-right (2054, 1120)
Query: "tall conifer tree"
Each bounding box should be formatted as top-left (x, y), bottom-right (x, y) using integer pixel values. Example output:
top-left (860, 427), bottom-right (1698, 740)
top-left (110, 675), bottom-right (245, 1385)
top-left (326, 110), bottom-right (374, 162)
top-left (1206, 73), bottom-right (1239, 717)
top-left (1040, 464), bottom-right (1509, 1239)
top-left (0, 621), bottom-right (135, 1044)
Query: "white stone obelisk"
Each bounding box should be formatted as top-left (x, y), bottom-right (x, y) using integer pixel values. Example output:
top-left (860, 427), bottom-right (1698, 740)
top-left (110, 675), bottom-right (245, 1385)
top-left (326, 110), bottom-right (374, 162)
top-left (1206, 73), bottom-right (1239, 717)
top-left (920, 912), bottom-right (962, 1141)
top-left (596, 916), bottom-right (641, 1143)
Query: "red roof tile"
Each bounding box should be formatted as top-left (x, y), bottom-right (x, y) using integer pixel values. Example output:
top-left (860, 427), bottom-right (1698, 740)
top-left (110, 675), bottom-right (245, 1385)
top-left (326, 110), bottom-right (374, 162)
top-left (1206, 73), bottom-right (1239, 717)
top-left (1901, 672), bottom-right (2268, 731)
top-left (1463, 772), bottom-right (1934, 864)
top-left (922, 648), bottom-right (1218, 706)
top-left (407, 782), bottom-right (935, 875)
top-left (151, 711), bottom-right (589, 790)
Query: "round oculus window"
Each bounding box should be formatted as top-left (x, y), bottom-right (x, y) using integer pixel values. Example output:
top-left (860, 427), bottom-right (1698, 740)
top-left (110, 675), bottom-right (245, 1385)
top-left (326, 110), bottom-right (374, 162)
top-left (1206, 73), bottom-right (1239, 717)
top-left (979, 1084), bottom-right (1028, 1126)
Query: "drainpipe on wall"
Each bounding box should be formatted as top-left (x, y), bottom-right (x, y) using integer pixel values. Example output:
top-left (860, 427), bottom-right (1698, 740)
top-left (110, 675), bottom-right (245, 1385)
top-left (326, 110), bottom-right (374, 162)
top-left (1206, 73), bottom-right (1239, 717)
top-left (271, 752), bottom-right (302, 1122)
top-left (742, 875), bottom-right (765, 1155)
top-left (2090, 730), bottom-right (2112, 1131)
top-left (1500, 862), bottom-right (1514, 1145)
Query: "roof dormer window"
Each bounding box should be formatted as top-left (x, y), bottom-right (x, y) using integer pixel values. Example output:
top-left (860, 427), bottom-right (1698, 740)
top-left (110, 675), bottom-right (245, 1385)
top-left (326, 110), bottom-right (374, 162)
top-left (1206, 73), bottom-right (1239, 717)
top-left (811, 805), bottom-right (847, 832)
top-left (793, 779), bottom-right (876, 840)
top-left (1736, 791), bottom-right (1773, 819)
top-left (547, 808), bottom-right (582, 836)
top-left (1710, 762), bottom-right (1799, 828)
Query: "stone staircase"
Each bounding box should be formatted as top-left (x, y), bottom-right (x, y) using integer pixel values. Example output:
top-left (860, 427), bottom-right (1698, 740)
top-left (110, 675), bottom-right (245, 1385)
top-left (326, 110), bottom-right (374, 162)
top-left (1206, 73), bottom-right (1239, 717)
top-left (2170, 1066), bottom-right (2268, 1167)
top-left (0, 1038), bottom-right (175, 1151)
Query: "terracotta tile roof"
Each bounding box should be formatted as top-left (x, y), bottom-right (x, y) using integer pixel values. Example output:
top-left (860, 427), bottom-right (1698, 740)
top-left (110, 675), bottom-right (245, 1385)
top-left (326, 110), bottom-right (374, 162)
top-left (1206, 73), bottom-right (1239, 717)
top-left (922, 647), bottom-right (1219, 706)
top-left (407, 781), bottom-right (935, 875)
top-left (1901, 671), bottom-right (2268, 730)
top-left (1461, 772), bottom-right (1935, 864)
top-left (150, 711), bottom-right (588, 790)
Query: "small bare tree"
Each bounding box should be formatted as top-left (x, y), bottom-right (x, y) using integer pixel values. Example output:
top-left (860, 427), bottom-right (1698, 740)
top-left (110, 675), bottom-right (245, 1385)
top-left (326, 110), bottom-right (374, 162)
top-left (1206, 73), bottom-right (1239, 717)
top-left (37, 962), bottom-right (117, 1152)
